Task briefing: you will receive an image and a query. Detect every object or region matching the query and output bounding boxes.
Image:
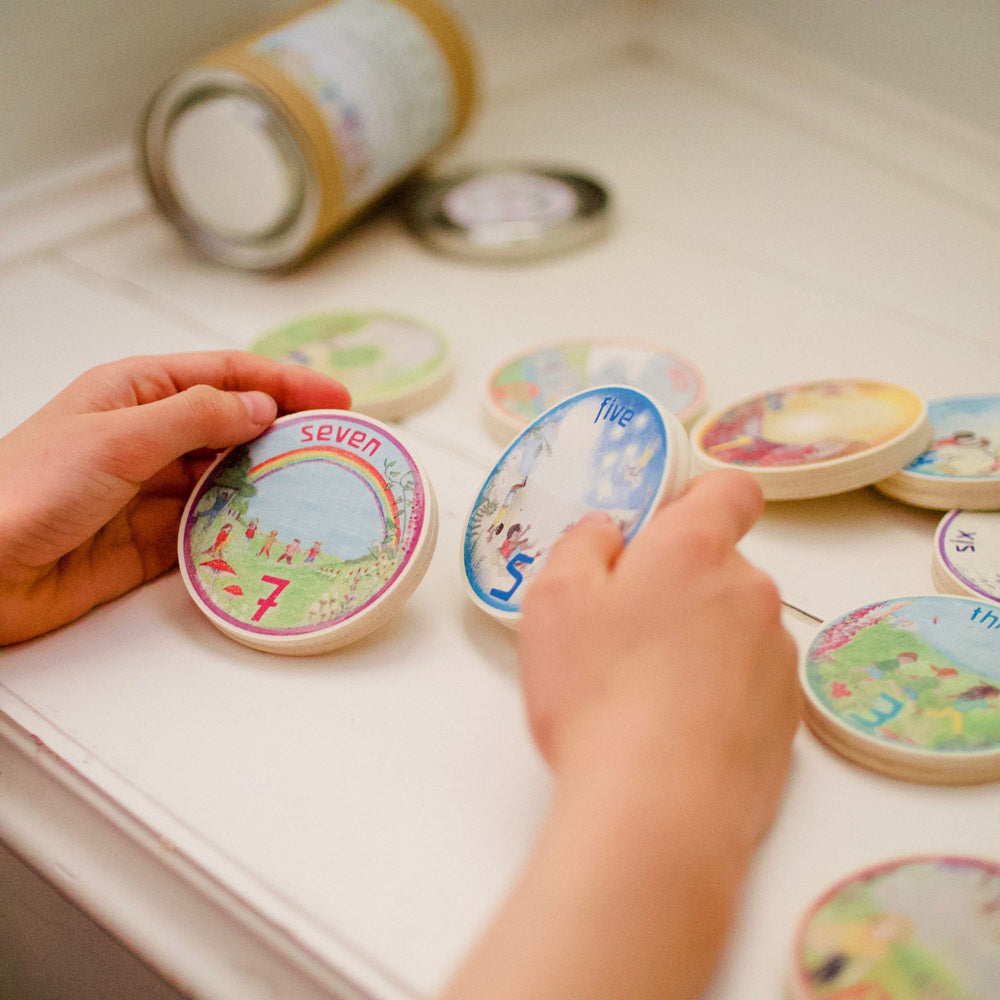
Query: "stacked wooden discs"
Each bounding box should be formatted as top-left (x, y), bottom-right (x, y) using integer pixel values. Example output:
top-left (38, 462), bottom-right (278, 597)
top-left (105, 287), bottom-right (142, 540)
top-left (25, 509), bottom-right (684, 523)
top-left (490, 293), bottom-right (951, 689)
top-left (788, 855), bottom-right (1000, 999)
top-left (876, 393), bottom-right (1000, 510)
top-left (691, 378), bottom-right (930, 500)
top-left (178, 410), bottom-right (437, 654)
top-left (799, 594), bottom-right (1000, 784)
top-left (462, 385), bottom-right (691, 627)
top-left (933, 509), bottom-right (1000, 603)
top-left (482, 337), bottom-right (706, 444)
top-left (404, 163), bottom-right (612, 263)
top-left (251, 311), bottom-right (453, 420)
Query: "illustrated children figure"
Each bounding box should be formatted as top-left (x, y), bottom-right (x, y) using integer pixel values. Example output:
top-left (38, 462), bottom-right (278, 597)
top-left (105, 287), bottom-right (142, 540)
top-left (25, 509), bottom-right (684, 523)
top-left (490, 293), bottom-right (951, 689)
top-left (499, 523), bottom-right (534, 563)
top-left (202, 522), bottom-right (233, 557)
top-left (257, 528), bottom-right (279, 558)
top-left (304, 541), bottom-right (322, 563)
top-left (277, 538), bottom-right (301, 565)
top-left (245, 516), bottom-right (259, 540)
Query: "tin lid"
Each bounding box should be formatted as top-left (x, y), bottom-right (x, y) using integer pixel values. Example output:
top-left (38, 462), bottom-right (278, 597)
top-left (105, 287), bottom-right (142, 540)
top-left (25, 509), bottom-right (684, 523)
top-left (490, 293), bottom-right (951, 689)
top-left (250, 311), bottom-right (453, 421)
top-left (164, 90), bottom-right (304, 242)
top-left (483, 337), bottom-right (706, 444)
top-left (691, 378), bottom-right (930, 500)
top-left (788, 855), bottom-right (1000, 1000)
top-left (462, 385), bottom-right (691, 627)
top-left (799, 594), bottom-right (1000, 784)
top-left (875, 394), bottom-right (1000, 510)
top-left (178, 411), bottom-right (437, 654)
top-left (933, 509), bottom-right (1000, 604)
top-left (140, 68), bottom-right (321, 270)
top-left (404, 164), bottom-right (612, 262)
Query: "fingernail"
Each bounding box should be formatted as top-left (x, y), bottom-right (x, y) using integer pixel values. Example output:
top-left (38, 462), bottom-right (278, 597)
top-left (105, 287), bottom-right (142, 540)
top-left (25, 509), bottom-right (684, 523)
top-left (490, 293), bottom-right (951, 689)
top-left (239, 390), bottom-right (276, 426)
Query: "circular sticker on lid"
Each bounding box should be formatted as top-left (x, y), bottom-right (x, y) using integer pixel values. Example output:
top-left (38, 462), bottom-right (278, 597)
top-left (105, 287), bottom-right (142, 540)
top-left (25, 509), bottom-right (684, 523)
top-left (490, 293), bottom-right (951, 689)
top-left (788, 855), bottom-right (1000, 1000)
top-left (800, 595), bottom-right (1000, 784)
top-left (483, 337), bottom-right (706, 444)
top-left (179, 410), bottom-right (437, 654)
top-left (691, 379), bottom-right (929, 500)
top-left (876, 394), bottom-right (1000, 510)
top-left (442, 170), bottom-right (579, 229)
top-left (404, 164), bottom-right (611, 262)
top-left (933, 509), bottom-right (1000, 604)
top-left (462, 386), bottom-right (691, 627)
top-left (250, 311), bottom-right (453, 421)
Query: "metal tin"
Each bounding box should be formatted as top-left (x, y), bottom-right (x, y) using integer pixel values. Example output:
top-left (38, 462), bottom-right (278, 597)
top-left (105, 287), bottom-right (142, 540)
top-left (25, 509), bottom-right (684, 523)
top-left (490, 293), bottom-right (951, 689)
top-left (404, 163), bottom-right (612, 262)
top-left (140, 0), bottom-right (478, 270)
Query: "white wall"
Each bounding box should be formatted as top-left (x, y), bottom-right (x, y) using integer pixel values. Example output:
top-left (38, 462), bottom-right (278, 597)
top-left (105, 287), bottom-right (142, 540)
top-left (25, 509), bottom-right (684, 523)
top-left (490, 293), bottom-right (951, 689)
top-left (668, 0), bottom-right (1000, 139)
top-left (4, 0), bottom-right (995, 193)
top-left (0, 0), bottom-right (634, 192)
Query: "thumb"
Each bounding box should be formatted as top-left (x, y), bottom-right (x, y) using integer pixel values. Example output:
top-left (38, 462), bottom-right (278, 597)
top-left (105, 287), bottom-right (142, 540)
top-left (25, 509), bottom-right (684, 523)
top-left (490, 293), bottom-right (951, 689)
top-left (100, 384), bottom-right (278, 482)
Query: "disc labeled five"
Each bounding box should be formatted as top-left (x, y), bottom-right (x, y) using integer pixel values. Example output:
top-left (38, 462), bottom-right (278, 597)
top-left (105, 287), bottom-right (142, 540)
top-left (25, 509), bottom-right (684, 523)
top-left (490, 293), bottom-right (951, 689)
top-left (463, 385), bottom-right (691, 627)
top-left (933, 509), bottom-right (1000, 604)
top-left (876, 393), bottom-right (1000, 510)
top-left (483, 337), bottom-right (706, 443)
top-left (800, 594), bottom-right (1000, 784)
top-left (404, 163), bottom-right (611, 262)
top-left (179, 410), bottom-right (437, 654)
top-left (789, 855), bottom-right (1000, 1000)
top-left (251, 311), bottom-right (453, 420)
top-left (691, 378), bottom-right (929, 500)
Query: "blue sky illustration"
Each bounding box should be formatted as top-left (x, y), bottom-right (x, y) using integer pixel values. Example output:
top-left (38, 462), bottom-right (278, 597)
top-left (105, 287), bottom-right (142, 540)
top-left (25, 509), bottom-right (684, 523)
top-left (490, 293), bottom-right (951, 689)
top-left (895, 596), bottom-right (1000, 678)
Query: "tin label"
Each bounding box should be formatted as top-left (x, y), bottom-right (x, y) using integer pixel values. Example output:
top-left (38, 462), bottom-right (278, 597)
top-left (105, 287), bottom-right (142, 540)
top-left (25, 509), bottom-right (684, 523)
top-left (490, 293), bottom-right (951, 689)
top-left (443, 172), bottom-right (578, 231)
top-left (253, 0), bottom-right (455, 206)
top-left (181, 412), bottom-right (428, 637)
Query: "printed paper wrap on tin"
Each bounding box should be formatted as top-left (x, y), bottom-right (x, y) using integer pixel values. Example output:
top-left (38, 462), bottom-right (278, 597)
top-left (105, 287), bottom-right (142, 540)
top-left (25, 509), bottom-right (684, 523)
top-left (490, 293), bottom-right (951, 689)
top-left (140, 0), bottom-right (478, 269)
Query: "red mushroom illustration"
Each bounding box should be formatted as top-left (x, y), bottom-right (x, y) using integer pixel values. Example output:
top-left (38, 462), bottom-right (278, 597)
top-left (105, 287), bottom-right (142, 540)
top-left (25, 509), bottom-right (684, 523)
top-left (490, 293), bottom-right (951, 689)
top-left (199, 558), bottom-right (237, 592)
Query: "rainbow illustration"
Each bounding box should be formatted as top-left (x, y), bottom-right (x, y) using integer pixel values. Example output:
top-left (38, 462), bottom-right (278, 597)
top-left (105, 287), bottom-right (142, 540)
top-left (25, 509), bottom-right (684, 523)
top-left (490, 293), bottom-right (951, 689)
top-left (248, 446), bottom-right (401, 547)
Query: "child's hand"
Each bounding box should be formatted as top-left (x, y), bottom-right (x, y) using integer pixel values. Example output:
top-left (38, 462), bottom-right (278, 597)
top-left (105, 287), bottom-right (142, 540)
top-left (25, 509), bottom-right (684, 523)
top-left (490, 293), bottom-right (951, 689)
top-left (518, 469), bottom-right (799, 853)
top-left (0, 351), bottom-right (350, 644)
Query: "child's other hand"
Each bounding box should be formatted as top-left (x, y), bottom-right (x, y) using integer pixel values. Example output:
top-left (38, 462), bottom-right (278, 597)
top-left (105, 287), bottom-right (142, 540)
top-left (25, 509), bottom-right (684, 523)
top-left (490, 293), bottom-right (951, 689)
top-left (0, 352), bottom-right (350, 644)
top-left (518, 469), bottom-right (799, 854)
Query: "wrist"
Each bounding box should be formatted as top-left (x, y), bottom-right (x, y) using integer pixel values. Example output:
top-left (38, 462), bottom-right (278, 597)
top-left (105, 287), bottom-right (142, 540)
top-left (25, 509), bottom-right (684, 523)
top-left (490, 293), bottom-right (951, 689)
top-left (550, 700), bottom-right (765, 871)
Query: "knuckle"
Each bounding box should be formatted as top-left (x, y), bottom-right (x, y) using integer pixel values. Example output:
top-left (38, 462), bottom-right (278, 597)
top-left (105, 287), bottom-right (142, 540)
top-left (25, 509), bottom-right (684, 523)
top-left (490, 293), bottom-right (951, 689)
top-left (521, 564), bottom-right (579, 616)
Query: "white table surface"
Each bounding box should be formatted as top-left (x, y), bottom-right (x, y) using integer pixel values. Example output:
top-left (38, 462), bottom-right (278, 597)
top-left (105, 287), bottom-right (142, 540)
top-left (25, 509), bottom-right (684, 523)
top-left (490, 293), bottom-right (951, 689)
top-left (1, 12), bottom-right (999, 1000)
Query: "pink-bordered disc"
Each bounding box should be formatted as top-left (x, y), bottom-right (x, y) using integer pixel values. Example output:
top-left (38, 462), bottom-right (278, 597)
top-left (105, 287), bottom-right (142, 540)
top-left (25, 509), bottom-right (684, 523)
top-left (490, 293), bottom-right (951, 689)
top-left (178, 410), bottom-right (437, 654)
top-left (788, 855), bottom-right (1000, 999)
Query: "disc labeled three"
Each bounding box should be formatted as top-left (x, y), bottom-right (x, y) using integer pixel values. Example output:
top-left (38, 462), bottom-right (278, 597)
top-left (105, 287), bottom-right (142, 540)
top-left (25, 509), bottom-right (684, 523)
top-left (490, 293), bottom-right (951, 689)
top-left (483, 337), bottom-right (706, 443)
top-left (405, 163), bottom-right (611, 262)
top-left (800, 594), bottom-right (1000, 784)
top-left (179, 410), bottom-right (437, 654)
top-left (691, 378), bottom-right (929, 500)
top-left (933, 509), bottom-right (1000, 604)
top-left (789, 855), bottom-right (1000, 999)
top-left (876, 393), bottom-right (1000, 510)
top-left (463, 386), bottom-right (691, 627)
top-left (251, 311), bottom-right (453, 420)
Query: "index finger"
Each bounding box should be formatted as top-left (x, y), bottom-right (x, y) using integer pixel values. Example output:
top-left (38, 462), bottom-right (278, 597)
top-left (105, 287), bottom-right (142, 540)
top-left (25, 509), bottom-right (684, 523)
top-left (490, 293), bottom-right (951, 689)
top-left (64, 351), bottom-right (352, 415)
top-left (649, 468), bottom-right (764, 548)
